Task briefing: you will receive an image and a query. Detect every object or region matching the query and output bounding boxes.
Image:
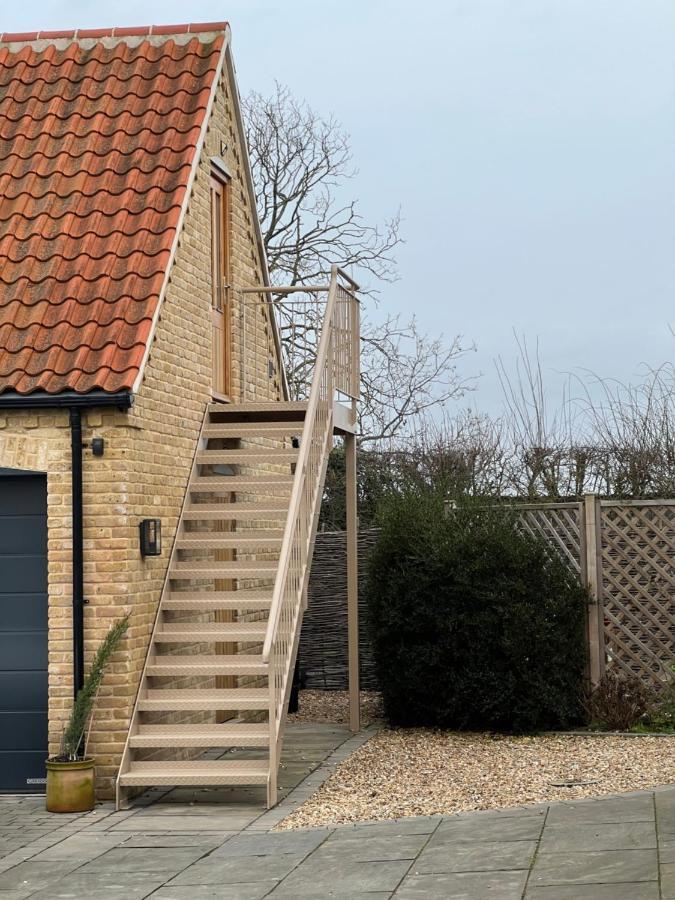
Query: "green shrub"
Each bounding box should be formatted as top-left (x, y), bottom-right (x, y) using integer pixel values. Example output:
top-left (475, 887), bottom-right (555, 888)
top-left (366, 491), bottom-right (589, 732)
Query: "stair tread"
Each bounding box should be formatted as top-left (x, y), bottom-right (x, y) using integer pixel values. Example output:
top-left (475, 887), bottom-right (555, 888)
top-left (183, 503), bottom-right (287, 520)
top-left (208, 401), bottom-right (308, 414)
top-left (196, 449), bottom-right (297, 462)
top-left (148, 654), bottom-right (267, 672)
top-left (135, 723), bottom-right (268, 736)
top-left (163, 591), bottom-right (273, 609)
top-left (159, 621), bottom-right (267, 630)
top-left (203, 422), bottom-right (304, 437)
top-left (176, 532), bottom-right (283, 549)
top-left (119, 759), bottom-right (269, 786)
top-left (138, 688), bottom-right (268, 711)
top-left (169, 561), bottom-right (277, 577)
top-left (156, 622), bottom-right (267, 636)
top-left (190, 477), bottom-right (293, 492)
top-left (129, 723), bottom-right (269, 749)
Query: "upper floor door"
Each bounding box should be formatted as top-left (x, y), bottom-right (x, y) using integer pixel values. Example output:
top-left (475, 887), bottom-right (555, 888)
top-left (210, 173), bottom-right (231, 397)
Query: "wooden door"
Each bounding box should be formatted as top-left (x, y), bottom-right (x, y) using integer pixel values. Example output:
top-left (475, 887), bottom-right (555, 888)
top-left (210, 175), bottom-right (231, 397)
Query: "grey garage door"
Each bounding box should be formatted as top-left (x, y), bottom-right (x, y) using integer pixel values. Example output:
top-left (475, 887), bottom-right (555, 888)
top-left (0, 470), bottom-right (48, 792)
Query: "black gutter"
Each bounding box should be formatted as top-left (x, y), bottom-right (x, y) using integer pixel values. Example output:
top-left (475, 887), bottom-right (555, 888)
top-left (0, 389), bottom-right (133, 410)
top-left (0, 389), bottom-right (133, 696)
top-left (70, 409), bottom-right (85, 697)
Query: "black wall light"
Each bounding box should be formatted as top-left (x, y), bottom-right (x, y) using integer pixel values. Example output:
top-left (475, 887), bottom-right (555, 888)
top-left (139, 518), bottom-right (162, 557)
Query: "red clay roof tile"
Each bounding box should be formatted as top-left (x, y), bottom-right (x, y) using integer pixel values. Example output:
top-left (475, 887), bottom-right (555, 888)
top-left (0, 25), bottom-right (226, 395)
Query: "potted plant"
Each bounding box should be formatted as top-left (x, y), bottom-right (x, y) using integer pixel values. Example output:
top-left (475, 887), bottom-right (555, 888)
top-left (46, 614), bottom-right (130, 813)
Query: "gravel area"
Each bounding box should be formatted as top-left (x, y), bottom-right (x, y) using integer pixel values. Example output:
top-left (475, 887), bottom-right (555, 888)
top-left (277, 727), bottom-right (675, 829)
top-left (288, 689), bottom-right (383, 726)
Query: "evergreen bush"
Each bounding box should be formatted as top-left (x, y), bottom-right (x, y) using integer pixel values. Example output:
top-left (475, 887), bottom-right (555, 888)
top-left (366, 491), bottom-right (588, 731)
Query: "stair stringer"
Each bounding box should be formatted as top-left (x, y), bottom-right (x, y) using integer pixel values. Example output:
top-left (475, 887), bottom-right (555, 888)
top-left (266, 408), bottom-right (335, 805)
top-left (116, 405), bottom-right (211, 809)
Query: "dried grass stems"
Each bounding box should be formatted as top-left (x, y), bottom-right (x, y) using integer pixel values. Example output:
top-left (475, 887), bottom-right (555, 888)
top-left (278, 726), bottom-right (675, 830)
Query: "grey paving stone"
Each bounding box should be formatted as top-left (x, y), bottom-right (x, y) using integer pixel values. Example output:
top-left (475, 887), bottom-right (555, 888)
top-left (414, 839), bottom-right (536, 874)
top-left (428, 814), bottom-right (544, 845)
top-left (108, 814), bottom-right (255, 832)
top-left (76, 845), bottom-right (206, 875)
top-left (29, 832), bottom-right (126, 860)
top-left (545, 795), bottom-right (654, 826)
top-left (267, 858), bottom-right (410, 896)
top-left (168, 852), bottom-right (305, 885)
top-left (332, 816), bottom-right (442, 837)
top-left (660, 861), bottom-right (675, 899)
top-left (27, 873), bottom-right (165, 899)
top-left (0, 860), bottom-right (80, 892)
top-left (539, 820), bottom-right (656, 852)
top-left (525, 882), bottom-right (659, 899)
top-left (119, 833), bottom-right (225, 849)
top-left (316, 831), bottom-right (429, 861)
top-left (660, 839), bottom-right (675, 863)
top-left (212, 829), bottom-right (330, 857)
top-left (394, 870), bottom-right (528, 898)
top-left (531, 848), bottom-right (658, 886)
top-left (151, 883), bottom-right (282, 900)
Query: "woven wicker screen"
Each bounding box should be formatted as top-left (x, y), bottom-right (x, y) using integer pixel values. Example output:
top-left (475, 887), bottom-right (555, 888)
top-left (299, 529), bottom-right (380, 690)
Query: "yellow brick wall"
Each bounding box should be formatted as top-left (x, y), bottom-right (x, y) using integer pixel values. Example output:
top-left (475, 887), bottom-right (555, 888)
top-left (0, 48), bottom-right (283, 798)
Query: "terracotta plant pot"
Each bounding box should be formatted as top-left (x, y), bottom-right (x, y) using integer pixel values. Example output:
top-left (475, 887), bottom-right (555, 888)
top-left (45, 758), bottom-right (95, 813)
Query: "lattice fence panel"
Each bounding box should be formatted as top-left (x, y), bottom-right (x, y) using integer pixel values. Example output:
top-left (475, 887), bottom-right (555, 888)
top-left (600, 503), bottom-right (675, 686)
top-left (514, 504), bottom-right (584, 577)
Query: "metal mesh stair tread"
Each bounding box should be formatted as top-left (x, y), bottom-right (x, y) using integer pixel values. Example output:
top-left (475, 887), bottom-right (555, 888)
top-left (203, 421), bottom-right (305, 437)
top-left (208, 401), bottom-right (308, 414)
top-left (129, 723), bottom-right (269, 748)
top-left (119, 759), bottom-right (269, 786)
top-left (169, 560), bottom-right (278, 577)
top-left (155, 622), bottom-right (267, 641)
top-left (162, 590), bottom-right (273, 610)
top-left (147, 655), bottom-right (267, 675)
top-left (196, 449), bottom-right (298, 463)
top-left (183, 503), bottom-right (287, 519)
top-left (138, 688), bottom-right (268, 710)
top-left (176, 531), bottom-right (283, 549)
top-left (190, 476), bottom-right (293, 491)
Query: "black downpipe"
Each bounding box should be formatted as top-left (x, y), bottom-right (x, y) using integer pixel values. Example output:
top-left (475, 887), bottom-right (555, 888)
top-left (70, 408), bottom-right (85, 697)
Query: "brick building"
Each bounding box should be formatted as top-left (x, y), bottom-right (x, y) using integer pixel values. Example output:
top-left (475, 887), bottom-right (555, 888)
top-left (0, 22), bottom-right (361, 804)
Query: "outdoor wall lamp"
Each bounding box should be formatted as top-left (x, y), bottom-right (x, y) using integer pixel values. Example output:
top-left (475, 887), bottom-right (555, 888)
top-left (139, 518), bottom-right (162, 557)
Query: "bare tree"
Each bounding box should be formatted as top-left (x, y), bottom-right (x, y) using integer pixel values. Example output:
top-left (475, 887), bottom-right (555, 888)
top-left (243, 83), bottom-right (400, 287)
top-left (243, 83), bottom-right (474, 443)
top-left (359, 317), bottom-right (475, 445)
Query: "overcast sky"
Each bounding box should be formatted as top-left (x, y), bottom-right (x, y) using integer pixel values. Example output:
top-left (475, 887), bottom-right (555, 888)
top-left (7, 1), bottom-right (675, 414)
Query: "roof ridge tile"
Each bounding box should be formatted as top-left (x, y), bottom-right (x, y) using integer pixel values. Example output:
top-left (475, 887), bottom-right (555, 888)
top-left (0, 22), bottom-right (228, 44)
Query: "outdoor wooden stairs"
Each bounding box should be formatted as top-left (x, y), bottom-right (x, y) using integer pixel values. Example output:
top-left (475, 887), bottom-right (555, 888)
top-left (116, 268), bottom-right (360, 809)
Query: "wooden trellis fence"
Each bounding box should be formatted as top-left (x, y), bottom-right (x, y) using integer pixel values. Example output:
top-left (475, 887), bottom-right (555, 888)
top-left (516, 496), bottom-right (675, 688)
top-left (302, 497), bottom-right (675, 691)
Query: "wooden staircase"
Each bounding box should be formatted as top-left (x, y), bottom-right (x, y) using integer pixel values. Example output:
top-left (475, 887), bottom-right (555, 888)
top-left (116, 268), bottom-right (360, 809)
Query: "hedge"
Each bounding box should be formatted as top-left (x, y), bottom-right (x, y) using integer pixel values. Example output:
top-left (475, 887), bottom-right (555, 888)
top-left (366, 491), bottom-right (589, 732)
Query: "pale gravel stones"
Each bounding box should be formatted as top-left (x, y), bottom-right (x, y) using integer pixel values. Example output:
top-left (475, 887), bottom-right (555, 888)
top-left (277, 727), bottom-right (675, 829)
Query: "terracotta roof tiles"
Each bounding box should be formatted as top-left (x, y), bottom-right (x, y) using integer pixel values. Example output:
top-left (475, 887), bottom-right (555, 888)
top-left (0, 23), bottom-right (226, 395)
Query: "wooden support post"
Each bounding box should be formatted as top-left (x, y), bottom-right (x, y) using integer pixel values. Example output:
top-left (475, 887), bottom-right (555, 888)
top-left (345, 432), bottom-right (360, 733)
top-left (583, 493), bottom-right (604, 686)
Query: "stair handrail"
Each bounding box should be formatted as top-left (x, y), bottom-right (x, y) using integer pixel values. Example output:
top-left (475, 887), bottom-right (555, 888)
top-left (262, 266), bottom-right (359, 749)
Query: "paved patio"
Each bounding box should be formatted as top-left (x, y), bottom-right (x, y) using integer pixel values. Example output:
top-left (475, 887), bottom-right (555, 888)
top-left (0, 723), bottom-right (673, 898)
